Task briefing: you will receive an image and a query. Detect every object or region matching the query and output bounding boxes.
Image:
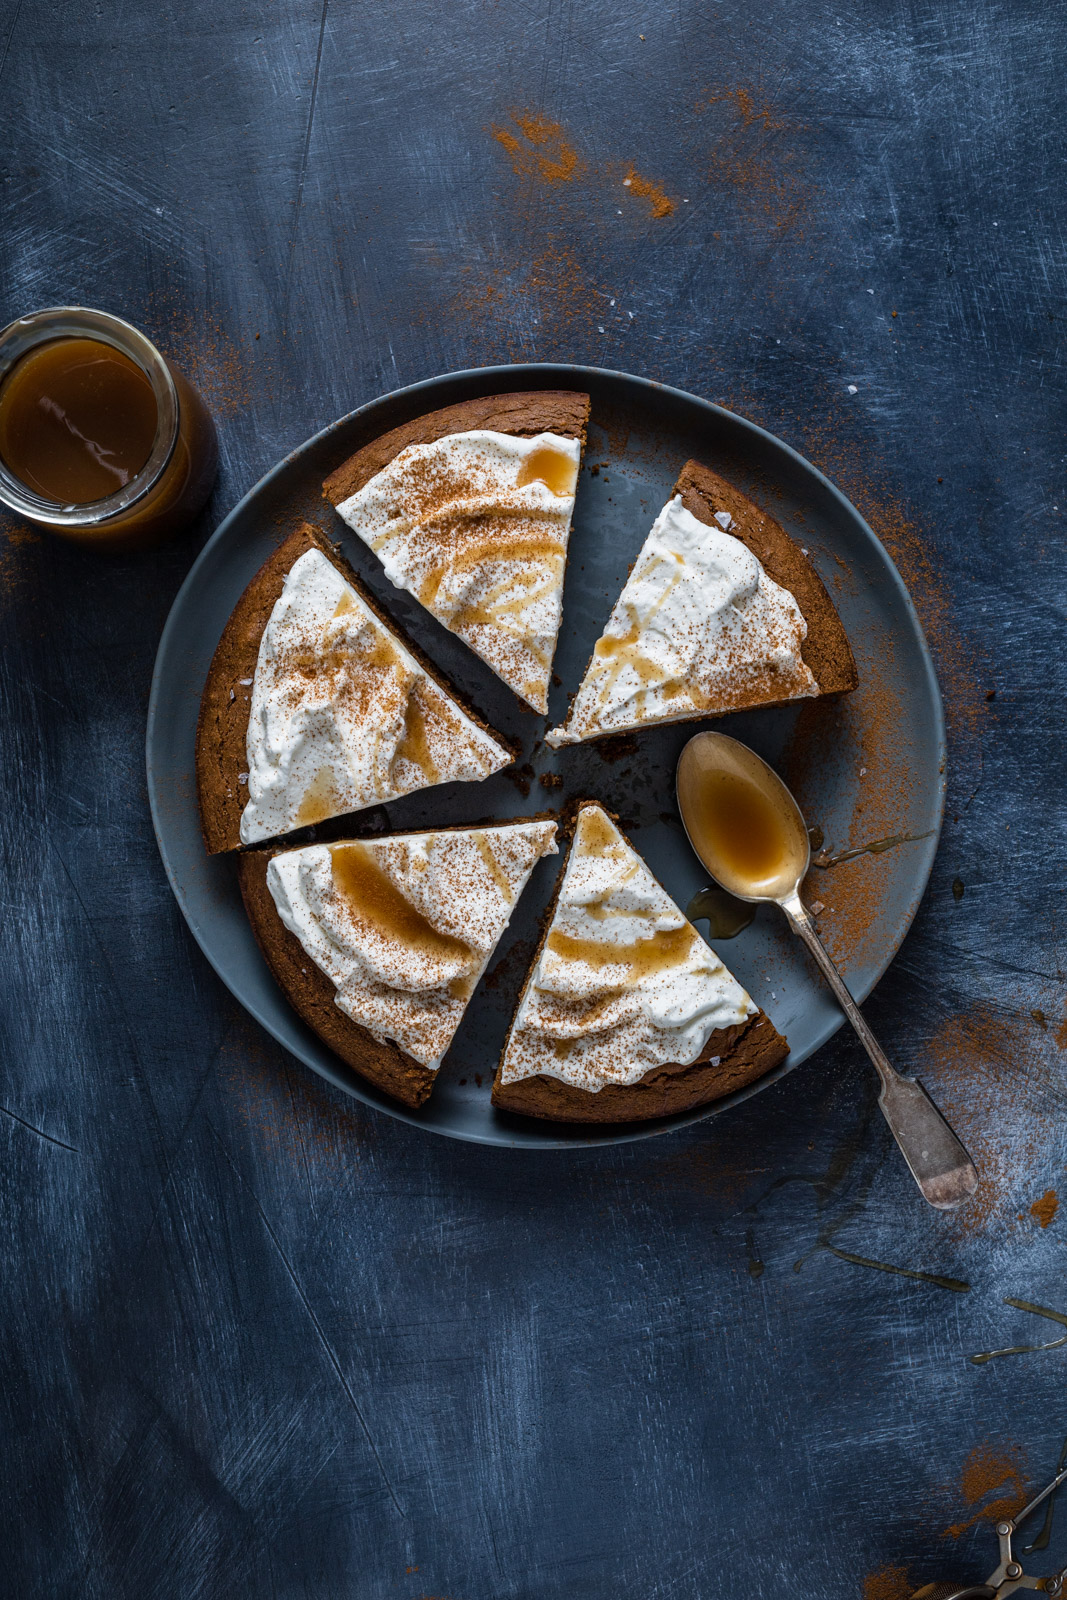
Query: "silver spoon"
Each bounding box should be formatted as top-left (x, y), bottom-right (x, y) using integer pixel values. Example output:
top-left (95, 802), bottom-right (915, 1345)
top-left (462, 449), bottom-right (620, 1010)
top-left (676, 731), bottom-right (978, 1211)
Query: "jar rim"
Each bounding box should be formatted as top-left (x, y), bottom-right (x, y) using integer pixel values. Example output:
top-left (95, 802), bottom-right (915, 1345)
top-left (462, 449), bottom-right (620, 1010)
top-left (0, 306), bottom-right (180, 527)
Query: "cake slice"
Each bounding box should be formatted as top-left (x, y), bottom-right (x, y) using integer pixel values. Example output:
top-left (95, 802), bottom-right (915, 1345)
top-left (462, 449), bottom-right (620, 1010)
top-left (492, 803), bottom-right (788, 1123)
top-left (546, 459), bottom-right (857, 746)
top-left (238, 820), bottom-right (559, 1108)
top-left (323, 390), bottom-right (591, 714)
top-left (196, 522), bottom-right (514, 854)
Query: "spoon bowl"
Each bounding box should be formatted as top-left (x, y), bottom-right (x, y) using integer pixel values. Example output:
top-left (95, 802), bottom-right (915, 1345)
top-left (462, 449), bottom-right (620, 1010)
top-left (676, 732), bottom-right (809, 902)
top-left (676, 730), bottom-right (978, 1211)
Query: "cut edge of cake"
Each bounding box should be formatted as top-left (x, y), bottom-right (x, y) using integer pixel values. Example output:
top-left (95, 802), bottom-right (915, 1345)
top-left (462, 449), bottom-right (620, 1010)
top-left (491, 800), bottom-right (789, 1124)
top-left (239, 817), bottom-right (560, 1110)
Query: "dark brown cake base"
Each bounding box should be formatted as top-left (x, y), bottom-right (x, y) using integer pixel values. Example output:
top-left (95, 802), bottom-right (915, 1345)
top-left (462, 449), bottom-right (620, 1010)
top-left (322, 390), bottom-right (591, 508)
top-left (237, 849), bottom-right (438, 1110)
top-left (674, 458), bottom-right (858, 697)
top-left (491, 800), bottom-right (789, 1124)
top-left (491, 1011), bottom-right (789, 1123)
top-left (195, 520), bottom-right (515, 855)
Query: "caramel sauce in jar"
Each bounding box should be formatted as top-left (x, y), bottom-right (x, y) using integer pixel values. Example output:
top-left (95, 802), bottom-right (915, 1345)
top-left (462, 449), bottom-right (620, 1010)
top-left (0, 339), bottom-right (158, 502)
top-left (0, 307), bottom-right (218, 550)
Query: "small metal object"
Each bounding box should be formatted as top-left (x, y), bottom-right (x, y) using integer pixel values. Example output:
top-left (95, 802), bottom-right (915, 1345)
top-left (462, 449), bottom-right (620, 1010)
top-left (909, 1462), bottom-right (1067, 1598)
top-left (675, 732), bottom-right (979, 1210)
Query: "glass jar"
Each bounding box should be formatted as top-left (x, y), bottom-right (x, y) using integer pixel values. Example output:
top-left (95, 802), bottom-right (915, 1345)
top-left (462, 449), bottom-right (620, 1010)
top-left (0, 305), bottom-right (219, 550)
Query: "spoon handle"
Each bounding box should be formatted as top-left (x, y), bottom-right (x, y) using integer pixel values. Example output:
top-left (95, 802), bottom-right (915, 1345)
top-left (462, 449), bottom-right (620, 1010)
top-left (779, 892), bottom-right (978, 1211)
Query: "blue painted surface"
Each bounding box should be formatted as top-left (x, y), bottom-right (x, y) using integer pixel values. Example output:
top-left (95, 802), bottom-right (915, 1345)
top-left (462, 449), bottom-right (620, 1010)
top-left (2, 2), bottom-right (1066, 1596)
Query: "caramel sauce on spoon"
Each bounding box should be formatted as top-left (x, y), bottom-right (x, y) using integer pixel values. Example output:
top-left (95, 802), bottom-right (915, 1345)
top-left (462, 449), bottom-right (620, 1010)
top-left (676, 733), bottom-right (807, 899)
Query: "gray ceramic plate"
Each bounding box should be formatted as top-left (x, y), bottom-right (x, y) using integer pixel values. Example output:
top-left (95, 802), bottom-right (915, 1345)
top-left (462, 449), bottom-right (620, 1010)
top-left (147, 363), bottom-right (945, 1148)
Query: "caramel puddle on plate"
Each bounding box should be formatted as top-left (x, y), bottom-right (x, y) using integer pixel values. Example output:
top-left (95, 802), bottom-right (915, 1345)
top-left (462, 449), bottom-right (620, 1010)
top-left (686, 886), bottom-right (755, 940)
top-left (812, 830), bottom-right (936, 870)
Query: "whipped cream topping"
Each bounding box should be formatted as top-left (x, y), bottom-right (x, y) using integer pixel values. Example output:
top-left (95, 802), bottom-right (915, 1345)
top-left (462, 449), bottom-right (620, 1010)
top-left (241, 547), bottom-right (511, 844)
top-left (499, 805), bottom-right (755, 1092)
top-left (267, 821), bottom-right (558, 1068)
top-left (334, 430), bottom-right (581, 713)
top-left (546, 495), bottom-right (817, 746)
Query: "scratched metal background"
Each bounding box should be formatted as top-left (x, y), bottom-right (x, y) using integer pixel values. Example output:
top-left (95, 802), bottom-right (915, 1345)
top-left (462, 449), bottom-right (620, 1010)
top-left (2, 2), bottom-right (1066, 1597)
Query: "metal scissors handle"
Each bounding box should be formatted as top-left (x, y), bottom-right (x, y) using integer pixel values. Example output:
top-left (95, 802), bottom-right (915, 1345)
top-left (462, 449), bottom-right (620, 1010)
top-left (910, 1464), bottom-right (1067, 1599)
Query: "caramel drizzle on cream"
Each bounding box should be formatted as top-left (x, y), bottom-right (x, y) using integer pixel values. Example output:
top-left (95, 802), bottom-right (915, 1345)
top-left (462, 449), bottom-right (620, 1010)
top-left (472, 831), bottom-right (514, 902)
top-left (546, 923), bottom-right (699, 980)
top-left (515, 446), bottom-right (578, 497)
top-left (391, 687), bottom-right (439, 785)
top-left (291, 585), bottom-right (489, 814)
top-left (296, 766), bottom-right (342, 827)
top-left (329, 842), bottom-right (472, 964)
top-left (586, 563), bottom-right (688, 718)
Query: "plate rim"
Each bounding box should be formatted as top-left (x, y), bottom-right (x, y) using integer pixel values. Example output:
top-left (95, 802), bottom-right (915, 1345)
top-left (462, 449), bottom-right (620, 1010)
top-left (147, 361), bottom-right (947, 1149)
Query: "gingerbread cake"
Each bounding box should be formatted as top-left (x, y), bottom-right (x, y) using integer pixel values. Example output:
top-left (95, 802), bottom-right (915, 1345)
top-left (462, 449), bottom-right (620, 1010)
top-left (240, 819), bottom-right (559, 1108)
top-left (547, 458), bottom-right (857, 747)
top-left (323, 390), bottom-right (591, 714)
top-left (196, 521), bottom-right (514, 854)
top-left (492, 803), bottom-right (788, 1123)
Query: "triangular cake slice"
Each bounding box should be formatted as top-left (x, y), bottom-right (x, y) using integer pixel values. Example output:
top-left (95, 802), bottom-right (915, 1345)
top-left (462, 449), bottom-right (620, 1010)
top-left (238, 820), bottom-right (559, 1108)
top-left (492, 803), bottom-right (788, 1123)
top-left (196, 522), bottom-right (515, 853)
top-left (546, 459), bottom-right (857, 746)
top-left (323, 390), bottom-right (591, 713)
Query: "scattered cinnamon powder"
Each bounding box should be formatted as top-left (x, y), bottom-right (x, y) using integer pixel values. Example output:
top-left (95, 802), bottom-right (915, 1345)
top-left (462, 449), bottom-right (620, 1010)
top-left (853, 488), bottom-right (986, 759)
top-left (1031, 1189), bottom-right (1059, 1228)
top-left (490, 111), bottom-right (582, 184)
top-left (0, 516), bottom-right (42, 604)
top-left (783, 660), bottom-right (913, 970)
top-left (527, 241), bottom-right (614, 333)
top-left (2, 523), bottom-right (40, 547)
top-left (623, 165), bottom-right (676, 218)
top-left (705, 85), bottom-right (785, 132)
top-left (151, 310), bottom-right (255, 420)
top-left (1056, 1013), bottom-right (1067, 1049)
top-left (141, 290), bottom-right (281, 421)
top-left (861, 1565), bottom-right (911, 1600)
top-left (943, 1442), bottom-right (1029, 1538)
top-left (699, 83), bottom-right (813, 233)
top-left (918, 1004), bottom-right (1054, 1238)
top-left (447, 237), bottom-right (619, 362)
